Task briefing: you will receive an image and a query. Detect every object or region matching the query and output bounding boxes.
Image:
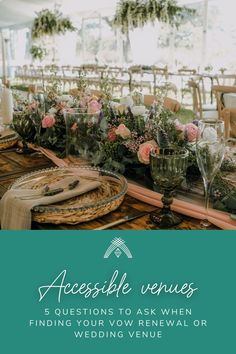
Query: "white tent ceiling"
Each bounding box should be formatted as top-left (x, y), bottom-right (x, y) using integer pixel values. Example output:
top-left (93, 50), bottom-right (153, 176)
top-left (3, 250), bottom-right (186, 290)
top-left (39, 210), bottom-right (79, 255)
top-left (0, 0), bottom-right (206, 29)
top-left (0, 0), bottom-right (118, 28)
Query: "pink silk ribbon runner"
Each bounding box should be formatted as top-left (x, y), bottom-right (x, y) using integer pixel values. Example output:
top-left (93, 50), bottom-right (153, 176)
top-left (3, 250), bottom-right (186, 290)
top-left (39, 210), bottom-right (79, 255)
top-left (127, 182), bottom-right (236, 230)
top-left (28, 144), bottom-right (69, 167)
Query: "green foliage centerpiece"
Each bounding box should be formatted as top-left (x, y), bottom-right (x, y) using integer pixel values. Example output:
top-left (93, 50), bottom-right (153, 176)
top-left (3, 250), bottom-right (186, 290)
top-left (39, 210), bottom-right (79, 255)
top-left (12, 77), bottom-right (236, 215)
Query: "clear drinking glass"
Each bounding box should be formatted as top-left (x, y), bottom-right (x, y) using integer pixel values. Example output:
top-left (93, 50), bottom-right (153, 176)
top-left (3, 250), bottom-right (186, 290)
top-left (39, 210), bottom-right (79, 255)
top-left (196, 120), bottom-right (225, 229)
top-left (13, 111), bottom-right (35, 153)
top-left (29, 93), bottom-right (45, 146)
top-left (64, 108), bottom-right (101, 162)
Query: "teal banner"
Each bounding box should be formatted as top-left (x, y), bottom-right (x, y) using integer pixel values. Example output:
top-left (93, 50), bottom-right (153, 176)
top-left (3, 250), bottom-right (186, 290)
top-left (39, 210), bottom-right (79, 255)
top-left (0, 231), bottom-right (235, 353)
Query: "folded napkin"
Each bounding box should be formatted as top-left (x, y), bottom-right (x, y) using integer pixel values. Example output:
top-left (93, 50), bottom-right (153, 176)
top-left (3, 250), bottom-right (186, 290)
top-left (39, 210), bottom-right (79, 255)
top-left (0, 176), bottom-right (101, 230)
top-left (127, 182), bottom-right (236, 230)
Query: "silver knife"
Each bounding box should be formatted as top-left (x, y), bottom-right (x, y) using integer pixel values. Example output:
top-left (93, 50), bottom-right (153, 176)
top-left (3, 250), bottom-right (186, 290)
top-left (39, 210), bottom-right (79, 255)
top-left (94, 211), bottom-right (149, 230)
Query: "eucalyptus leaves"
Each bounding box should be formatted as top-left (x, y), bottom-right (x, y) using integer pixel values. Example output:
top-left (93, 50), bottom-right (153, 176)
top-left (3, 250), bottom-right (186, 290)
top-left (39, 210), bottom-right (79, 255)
top-left (31, 8), bottom-right (76, 39)
top-left (112, 0), bottom-right (195, 34)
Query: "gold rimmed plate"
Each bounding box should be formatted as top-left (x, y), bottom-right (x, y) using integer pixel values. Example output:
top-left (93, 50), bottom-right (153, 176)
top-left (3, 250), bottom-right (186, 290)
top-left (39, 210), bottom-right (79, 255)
top-left (0, 130), bottom-right (18, 150)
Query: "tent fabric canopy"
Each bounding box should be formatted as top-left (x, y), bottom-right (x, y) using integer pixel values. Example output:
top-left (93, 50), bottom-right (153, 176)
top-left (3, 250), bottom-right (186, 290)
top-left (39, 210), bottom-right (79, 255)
top-left (0, 0), bottom-right (199, 29)
top-left (0, 0), bottom-right (117, 28)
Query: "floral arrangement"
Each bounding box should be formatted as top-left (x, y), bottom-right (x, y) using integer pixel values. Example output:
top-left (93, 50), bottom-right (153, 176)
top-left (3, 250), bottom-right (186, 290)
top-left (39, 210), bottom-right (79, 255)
top-left (92, 98), bottom-right (197, 174)
top-left (31, 7), bottom-right (76, 39)
top-left (90, 97), bottom-right (236, 213)
top-left (12, 88), bottom-right (104, 153)
top-left (12, 83), bottom-right (236, 214)
top-left (112, 0), bottom-right (196, 34)
top-left (30, 45), bottom-right (48, 61)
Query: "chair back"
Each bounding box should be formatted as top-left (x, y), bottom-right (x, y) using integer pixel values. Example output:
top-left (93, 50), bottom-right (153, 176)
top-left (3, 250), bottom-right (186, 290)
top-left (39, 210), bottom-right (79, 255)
top-left (212, 85), bottom-right (236, 118)
top-left (144, 95), bottom-right (181, 112)
top-left (188, 79), bottom-right (203, 119)
top-left (90, 89), bottom-right (103, 98)
top-left (221, 108), bottom-right (236, 139)
top-left (215, 74), bottom-right (236, 86)
top-left (211, 85), bottom-right (236, 138)
top-left (144, 95), bottom-right (156, 106)
top-left (178, 68), bottom-right (197, 75)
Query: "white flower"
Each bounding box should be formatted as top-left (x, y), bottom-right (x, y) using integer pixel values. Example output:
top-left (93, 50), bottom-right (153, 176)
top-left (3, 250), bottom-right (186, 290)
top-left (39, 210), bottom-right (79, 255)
top-left (131, 105), bottom-right (146, 116)
top-left (110, 101), bottom-right (120, 108)
top-left (57, 95), bottom-right (71, 102)
top-left (48, 107), bottom-right (57, 115)
top-left (202, 127), bottom-right (218, 142)
top-left (120, 95), bottom-right (133, 107)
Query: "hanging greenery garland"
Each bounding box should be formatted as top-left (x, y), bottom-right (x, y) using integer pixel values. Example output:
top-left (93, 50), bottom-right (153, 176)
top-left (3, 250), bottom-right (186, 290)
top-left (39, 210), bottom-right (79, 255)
top-left (112, 0), bottom-right (196, 34)
top-left (31, 7), bottom-right (76, 39)
top-left (30, 45), bottom-right (47, 61)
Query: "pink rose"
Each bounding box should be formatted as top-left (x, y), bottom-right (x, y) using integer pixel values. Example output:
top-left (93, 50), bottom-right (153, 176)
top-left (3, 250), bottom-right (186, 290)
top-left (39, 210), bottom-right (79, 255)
top-left (87, 99), bottom-right (102, 114)
top-left (79, 97), bottom-right (89, 109)
top-left (107, 128), bottom-right (117, 142)
top-left (175, 119), bottom-right (185, 132)
top-left (137, 140), bottom-right (159, 165)
top-left (57, 101), bottom-right (66, 110)
top-left (184, 123), bottom-right (199, 142)
top-left (28, 101), bottom-right (38, 111)
top-left (115, 123), bottom-right (131, 139)
top-left (42, 114), bottom-right (56, 128)
top-left (71, 122), bottom-right (78, 131)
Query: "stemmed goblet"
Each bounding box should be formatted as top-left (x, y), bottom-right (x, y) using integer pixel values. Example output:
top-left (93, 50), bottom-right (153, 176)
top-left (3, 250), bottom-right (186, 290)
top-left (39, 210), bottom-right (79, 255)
top-left (150, 148), bottom-right (189, 228)
top-left (196, 120), bottom-right (225, 229)
top-left (13, 111), bottom-right (36, 154)
top-left (29, 93), bottom-right (45, 146)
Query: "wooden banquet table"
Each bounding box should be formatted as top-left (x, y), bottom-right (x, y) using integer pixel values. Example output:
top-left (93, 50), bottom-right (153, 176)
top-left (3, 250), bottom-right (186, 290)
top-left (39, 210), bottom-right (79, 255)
top-left (0, 147), bottom-right (218, 230)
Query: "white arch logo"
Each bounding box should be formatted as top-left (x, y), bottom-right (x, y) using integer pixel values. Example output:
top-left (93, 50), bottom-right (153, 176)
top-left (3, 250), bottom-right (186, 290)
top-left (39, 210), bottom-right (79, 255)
top-left (104, 238), bottom-right (132, 259)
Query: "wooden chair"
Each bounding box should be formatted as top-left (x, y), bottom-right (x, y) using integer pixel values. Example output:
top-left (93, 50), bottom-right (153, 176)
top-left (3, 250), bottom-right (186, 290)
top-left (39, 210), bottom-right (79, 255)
top-left (178, 67), bottom-right (197, 102)
top-left (188, 79), bottom-right (218, 120)
top-left (212, 85), bottom-right (236, 138)
top-left (212, 85), bottom-right (236, 114)
top-left (81, 64), bottom-right (101, 90)
top-left (90, 89), bottom-right (103, 98)
top-left (152, 65), bottom-right (168, 94)
top-left (153, 66), bottom-right (178, 98)
top-left (215, 74), bottom-right (236, 86)
top-left (129, 65), bottom-right (152, 93)
top-left (144, 95), bottom-right (181, 113)
top-left (220, 109), bottom-right (235, 139)
top-left (102, 67), bottom-right (130, 96)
